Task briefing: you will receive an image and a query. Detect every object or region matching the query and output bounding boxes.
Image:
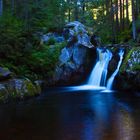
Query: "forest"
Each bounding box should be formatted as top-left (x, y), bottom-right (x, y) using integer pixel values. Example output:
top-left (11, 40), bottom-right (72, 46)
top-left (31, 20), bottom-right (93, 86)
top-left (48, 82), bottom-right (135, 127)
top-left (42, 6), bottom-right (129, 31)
top-left (0, 1), bottom-right (140, 139)
top-left (0, 0), bottom-right (140, 99)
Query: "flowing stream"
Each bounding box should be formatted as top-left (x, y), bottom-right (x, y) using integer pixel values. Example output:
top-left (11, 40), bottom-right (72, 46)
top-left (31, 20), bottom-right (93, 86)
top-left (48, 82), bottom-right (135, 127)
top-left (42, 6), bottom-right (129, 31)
top-left (0, 48), bottom-right (139, 140)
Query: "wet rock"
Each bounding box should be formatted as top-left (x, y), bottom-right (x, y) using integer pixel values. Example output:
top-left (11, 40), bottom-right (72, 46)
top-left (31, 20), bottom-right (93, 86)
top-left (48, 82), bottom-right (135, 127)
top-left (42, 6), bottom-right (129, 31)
top-left (126, 49), bottom-right (140, 71)
top-left (41, 33), bottom-right (64, 44)
top-left (0, 67), bottom-right (12, 80)
top-left (53, 21), bottom-right (96, 84)
top-left (90, 35), bottom-right (101, 47)
top-left (113, 47), bottom-right (140, 91)
top-left (53, 43), bottom-right (89, 83)
top-left (0, 78), bottom-right (41, 102)
top-left (34, 80), bottom-right (43, 94)
top-left (0, 84), bottom-right (8, 101)
top-left (64, 21), bottom-right (94, 48)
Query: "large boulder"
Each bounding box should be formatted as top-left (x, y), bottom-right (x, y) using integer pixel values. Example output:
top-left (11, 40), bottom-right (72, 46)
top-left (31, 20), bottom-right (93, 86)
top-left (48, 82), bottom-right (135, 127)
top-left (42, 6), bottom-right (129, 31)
top-left (54, 43), bottom-right (88, 83)
top-left (41, 33), bottom-right (65, 44)
top-left (0, 78), bottom-right (41, 102)
top-left (64, 21), bottom-right (94, 48)
top-left (53, 21), bottom-right (95, 84)
top-left (112, 46), bottom-right (140, 91)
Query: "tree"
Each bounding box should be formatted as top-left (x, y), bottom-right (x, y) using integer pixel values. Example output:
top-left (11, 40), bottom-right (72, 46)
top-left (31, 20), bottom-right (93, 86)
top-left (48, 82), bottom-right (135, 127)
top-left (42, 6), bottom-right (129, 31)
top-left (0, 0), bottom-right (3, 16)
top-left (126, 0), bottom-right (129, 25)
top-left (131, 0), bottom-right (137, 40)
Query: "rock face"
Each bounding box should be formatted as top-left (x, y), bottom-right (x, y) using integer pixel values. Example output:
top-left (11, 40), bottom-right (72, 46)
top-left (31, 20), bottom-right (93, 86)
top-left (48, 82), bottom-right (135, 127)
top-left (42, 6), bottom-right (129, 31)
top-left (0, 76), bottom-right (41, 102)
top-left (53, 21), bottom-right (95, 84)
top-left (64, 21), bottom-right (94, 48)
top-left (41, 33), bottom-right (65, 44)
top-left (109, 46), bottom-right (140, 91)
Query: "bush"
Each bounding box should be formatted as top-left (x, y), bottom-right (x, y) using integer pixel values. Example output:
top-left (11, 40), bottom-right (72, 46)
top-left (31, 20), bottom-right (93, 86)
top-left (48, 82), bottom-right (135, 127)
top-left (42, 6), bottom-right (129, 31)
top-left (0, 14), bottom-right (25, 59)
top-left (46, 37), bottom-right (56, 45)
top-left (27, 42), bottom-right (66, 79)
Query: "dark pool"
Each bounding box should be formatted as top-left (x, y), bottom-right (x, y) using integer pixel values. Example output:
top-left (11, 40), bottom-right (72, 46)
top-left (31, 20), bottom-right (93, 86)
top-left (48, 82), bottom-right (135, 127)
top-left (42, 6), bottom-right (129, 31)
top-left (0, 87), bottom-right (140, 140)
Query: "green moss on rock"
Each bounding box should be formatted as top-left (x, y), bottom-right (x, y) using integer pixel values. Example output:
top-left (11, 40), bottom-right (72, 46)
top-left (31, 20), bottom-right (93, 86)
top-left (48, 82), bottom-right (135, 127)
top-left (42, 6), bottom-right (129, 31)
top-left (0, 78), bottom-right (41, 102)
top-left (120, 47), bottom-right (139, 72)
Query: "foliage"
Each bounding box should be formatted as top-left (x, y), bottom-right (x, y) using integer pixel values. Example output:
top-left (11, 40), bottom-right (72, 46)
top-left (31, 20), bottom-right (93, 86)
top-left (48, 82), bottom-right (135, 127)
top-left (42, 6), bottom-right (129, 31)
top-left (132, 64), bottom-right (140, 71)
top-left (118, 29), bottom-right (131, 43)
top-left (30, 42), bottom-right (66, 78)
top-left (0, 13), bottom-right (25, 58)
top-left (46, 37), bottom-right (56, 46)
top-left (0, 0), bottom-right (140, 82)
top-left (120, 47), bottom-right (135, 72)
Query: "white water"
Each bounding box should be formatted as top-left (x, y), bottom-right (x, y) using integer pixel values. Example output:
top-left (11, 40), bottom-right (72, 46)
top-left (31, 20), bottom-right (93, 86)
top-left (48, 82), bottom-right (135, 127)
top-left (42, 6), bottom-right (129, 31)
top-left (107, 49), bottom-right (124, 90)
top-left (88, 48), bottom-right (112, 86)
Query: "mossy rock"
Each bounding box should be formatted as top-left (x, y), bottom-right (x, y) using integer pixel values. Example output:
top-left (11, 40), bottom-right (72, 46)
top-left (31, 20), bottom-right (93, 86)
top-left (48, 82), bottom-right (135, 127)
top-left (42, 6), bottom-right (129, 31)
top-left (22, 79), bottom-right (37, 97)
top-left (0, 84), bottom-right (8, 101)
top-left (120, 47), bottom-right (140, 72)
top-left (34, 80), bottom-right (42, 94)
top-left (2, 78), bottom-right (41, 101)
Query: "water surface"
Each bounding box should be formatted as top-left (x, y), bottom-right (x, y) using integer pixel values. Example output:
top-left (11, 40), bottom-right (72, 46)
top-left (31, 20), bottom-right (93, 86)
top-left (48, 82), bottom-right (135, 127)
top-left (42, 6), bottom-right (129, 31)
top-left (0, 88), bottom-right (140, 140)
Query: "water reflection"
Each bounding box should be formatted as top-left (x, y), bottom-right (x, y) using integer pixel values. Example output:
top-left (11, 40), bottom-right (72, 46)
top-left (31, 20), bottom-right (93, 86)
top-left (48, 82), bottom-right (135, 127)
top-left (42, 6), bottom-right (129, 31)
top-left (81, 91), bottom-right (136, 140)
top-left (82, 92), bottom-right (115, 140)
top-left (0, 89), bottom-right (139, 140)
top-left (116, 107), bottom-right (134, 140)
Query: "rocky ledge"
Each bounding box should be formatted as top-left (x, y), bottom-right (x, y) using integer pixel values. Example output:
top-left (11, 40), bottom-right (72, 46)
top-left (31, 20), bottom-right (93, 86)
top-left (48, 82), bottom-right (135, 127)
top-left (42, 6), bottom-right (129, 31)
top-left (0, 67), bottom-right (41, 102)
top-left (109, 45), bottom-right (140, 91)
top-left (52, 21), bottom-right (98, 85)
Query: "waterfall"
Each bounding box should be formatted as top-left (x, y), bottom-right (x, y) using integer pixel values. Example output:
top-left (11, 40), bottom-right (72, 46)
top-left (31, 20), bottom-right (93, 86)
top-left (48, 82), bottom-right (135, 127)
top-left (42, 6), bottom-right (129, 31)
top-left (107, 49), bottom-right (124, 90)
top-left (88, 48), bottom-right (112, 86)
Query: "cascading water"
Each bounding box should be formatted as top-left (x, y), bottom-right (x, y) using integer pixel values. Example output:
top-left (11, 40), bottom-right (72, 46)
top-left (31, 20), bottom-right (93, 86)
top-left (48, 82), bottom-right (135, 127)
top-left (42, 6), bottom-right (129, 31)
top-left (70, 48), bottom-right (124, 91)
top-left (107, 49), bottom-right (124, 90)
top-left (88, 48), bottom-right (112, 86)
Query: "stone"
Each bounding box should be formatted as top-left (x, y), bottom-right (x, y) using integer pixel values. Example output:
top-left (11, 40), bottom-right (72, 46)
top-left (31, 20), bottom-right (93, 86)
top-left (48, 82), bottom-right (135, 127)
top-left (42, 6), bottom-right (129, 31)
top-left (0, 78), bottom-right (41, 102)
top-left (0, 84), bottom-right (8, 101)
top-left (53, 21), bottom-right (94, 84)
top-left (0, 67), bottom-right (12, 80)
top-left (41, 33), bottom-right (64, 44)
top-left (64, 21), bottom-right (94, 48)
top-left (59, 47), bottom-right (73, 64)
top-left (34, 80), bottom-right (43, 94)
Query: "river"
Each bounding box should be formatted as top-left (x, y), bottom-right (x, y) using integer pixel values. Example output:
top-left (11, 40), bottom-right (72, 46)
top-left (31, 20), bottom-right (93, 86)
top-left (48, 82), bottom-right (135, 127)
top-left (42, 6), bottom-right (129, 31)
top-left (0, 88), bottom-right (140, 140)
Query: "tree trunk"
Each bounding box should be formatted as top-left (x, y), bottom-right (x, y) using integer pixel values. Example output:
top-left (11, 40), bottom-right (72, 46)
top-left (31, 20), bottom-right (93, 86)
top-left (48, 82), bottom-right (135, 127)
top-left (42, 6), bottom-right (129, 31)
top-left (0, 0), bottom-right (3, 16)
top-left (131, 0), bottom-right (137, 40)
top-left (119, 0), bottom-right (123, 30)
top-left (122, 0), bottom-right (125, 30)
top-left (82, 0), bottom-right (85, 23)
top-left (74, 0), bottom-right (78, 21)
top-left (126, 0), bottom-right (129, 25)
top-left (115, 0), bottom-right (119, 41)
top-left (67, 0), bottom-right (71, 22)
top-left (111, 0), bottom-right (116, 43)
top-left (11, 0), bottom-right (15, 15)
top-left (106, 0), bottom-right (110, 15)
top-left (136, 0), bottom-right (139, 20)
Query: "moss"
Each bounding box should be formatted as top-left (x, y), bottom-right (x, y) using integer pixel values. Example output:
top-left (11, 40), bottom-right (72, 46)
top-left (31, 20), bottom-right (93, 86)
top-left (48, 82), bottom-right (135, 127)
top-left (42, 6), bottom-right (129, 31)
top-left (120, 46), bottom-right (140, 72)
top-left (0, 85), bottom-right (8, 101)
top-left (34, 82), bottom-right (41, 94)
top-left (46, 37), bottom-right (56, 45)
top-left (24, 79), bottom-right (37, 97)
top-left (132, 64), bottom-right (140, 71)
top-left (120, 48), bottom-right (135, 72)
top-left (11, 92), bottom-right (18, 98)
top-left (30, 41), bottom-right (66, 78)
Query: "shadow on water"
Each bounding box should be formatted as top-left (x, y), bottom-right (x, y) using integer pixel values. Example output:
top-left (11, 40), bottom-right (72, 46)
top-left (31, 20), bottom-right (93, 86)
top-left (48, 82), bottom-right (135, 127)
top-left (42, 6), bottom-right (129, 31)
top-left (0, 87), bottom-right (140, 140)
